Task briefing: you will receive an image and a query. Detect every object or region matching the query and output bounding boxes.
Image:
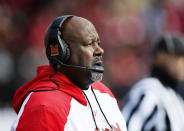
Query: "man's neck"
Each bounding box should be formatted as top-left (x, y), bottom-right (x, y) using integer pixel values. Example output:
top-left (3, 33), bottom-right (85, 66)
top-left (60, 68), bottom-right (93, 90)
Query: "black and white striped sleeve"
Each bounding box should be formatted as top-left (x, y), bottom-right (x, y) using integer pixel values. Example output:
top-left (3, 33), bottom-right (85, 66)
top-left (121, 90), bottom-right (169, 131)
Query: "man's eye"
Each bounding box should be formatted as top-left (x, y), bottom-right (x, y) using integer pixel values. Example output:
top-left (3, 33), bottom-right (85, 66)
top-left (86, 43), bottom-right (92, 46)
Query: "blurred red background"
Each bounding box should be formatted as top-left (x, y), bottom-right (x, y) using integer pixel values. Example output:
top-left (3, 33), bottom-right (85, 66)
top-left (0, 0), bottom-right (184, 107)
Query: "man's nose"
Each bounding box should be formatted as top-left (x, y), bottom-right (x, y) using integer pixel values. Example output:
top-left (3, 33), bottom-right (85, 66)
top-left (94, 43), bottom-right (104, 56)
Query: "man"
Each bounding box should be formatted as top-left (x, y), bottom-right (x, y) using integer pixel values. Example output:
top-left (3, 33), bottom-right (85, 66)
top-left (121, 34), bottom-right (184, 131)
top-left (11, 15), bottom-right (127, 131)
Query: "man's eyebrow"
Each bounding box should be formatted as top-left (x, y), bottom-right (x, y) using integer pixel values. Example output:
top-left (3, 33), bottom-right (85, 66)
top-left (91, 37), bottom-right (100, 42)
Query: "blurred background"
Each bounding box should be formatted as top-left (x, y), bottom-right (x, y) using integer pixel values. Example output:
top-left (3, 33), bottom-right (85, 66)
top-left (0, 0), bottom-right (184, 130)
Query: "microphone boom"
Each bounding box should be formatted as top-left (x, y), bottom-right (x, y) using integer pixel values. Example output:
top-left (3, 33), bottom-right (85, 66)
top-left (54, 58), bottom-right (104, 73)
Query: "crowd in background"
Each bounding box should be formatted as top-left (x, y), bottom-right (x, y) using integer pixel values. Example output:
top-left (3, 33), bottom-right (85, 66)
top-left (0, 0), bottom-right (184, 108)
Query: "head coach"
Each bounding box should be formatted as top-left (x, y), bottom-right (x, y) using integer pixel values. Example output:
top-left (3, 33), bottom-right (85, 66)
top-left (11, 15), bottom-right (127, 131)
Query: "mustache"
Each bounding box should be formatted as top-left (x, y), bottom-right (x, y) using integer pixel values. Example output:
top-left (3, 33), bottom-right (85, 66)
top-left (91, 57), bottom-right (103, 65)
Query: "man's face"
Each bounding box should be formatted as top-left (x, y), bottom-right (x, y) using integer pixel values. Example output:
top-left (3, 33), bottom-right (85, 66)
top-left (167, 55), bottom-right (184, 81)
top-left (156, 52), bottom-right (184, 82)
top-left (65, 18), bottom-right (104, 81)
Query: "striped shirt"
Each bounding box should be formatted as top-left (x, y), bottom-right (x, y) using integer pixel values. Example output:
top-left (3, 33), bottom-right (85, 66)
top-left (121, 77), bottom-right (184, 131)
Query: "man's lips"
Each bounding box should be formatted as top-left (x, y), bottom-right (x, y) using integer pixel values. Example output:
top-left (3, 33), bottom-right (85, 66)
top-left (92, 57), bottom-right (103, 66)
top-left (93, 61), bottom-right (103, 66)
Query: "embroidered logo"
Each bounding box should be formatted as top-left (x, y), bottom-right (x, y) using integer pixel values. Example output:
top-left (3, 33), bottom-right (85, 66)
top-left (93, 110), bottom-right (98, 117)
top-left (50, 44), bottom-right (59, 56)
top-left (95, 123), bottom-right (121, 131)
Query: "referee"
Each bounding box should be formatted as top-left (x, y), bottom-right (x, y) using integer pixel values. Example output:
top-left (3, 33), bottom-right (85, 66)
top-left (121, 34), bottom-right (184, 131)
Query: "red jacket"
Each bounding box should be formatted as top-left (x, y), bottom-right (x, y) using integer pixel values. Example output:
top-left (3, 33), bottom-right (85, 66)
top-left (11, 65), bottom-right (127, 131)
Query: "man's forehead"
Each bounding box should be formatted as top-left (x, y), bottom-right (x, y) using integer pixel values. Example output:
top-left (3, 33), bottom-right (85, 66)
top-left (65, 16), bottom-right (93, 32)
top-left (63, 16), bottom-right (99, 43)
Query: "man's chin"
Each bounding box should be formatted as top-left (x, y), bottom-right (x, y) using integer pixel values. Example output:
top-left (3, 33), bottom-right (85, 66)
top-left (90, 72), bottom-right (103, 82)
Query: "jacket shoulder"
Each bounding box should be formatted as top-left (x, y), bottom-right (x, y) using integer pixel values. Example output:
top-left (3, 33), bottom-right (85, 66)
top-left (14, 91), bottom-right (72, 131)
top-left (132, 77), bottom-right (164, 93)
top-left (91, 82), bottom-right (115, 98)
top-left (27, 90), bottom-right (72, 115)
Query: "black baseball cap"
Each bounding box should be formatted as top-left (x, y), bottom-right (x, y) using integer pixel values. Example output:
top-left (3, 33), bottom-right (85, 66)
top-left (152, 33), bottom-right (184, 56)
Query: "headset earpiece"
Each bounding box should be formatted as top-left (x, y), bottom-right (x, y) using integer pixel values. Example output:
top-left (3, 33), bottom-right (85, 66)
top-left (57, 30), bottom-right (71, 63)
top-left (45, 15), bottom-right (74, 69)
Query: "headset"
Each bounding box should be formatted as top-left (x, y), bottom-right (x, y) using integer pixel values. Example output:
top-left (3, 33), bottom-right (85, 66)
top-left (45, 15), bottom-right (104, 73)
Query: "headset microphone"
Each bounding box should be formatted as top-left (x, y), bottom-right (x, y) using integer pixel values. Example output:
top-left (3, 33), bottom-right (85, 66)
top-left (54, 58), bottom-right (104, 73)
top-left (88, 66), bottom-right (104, 73)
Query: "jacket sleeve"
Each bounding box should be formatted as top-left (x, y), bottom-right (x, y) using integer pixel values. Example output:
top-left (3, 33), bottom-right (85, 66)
top-left (14, 105), bottom-right (65, 131)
